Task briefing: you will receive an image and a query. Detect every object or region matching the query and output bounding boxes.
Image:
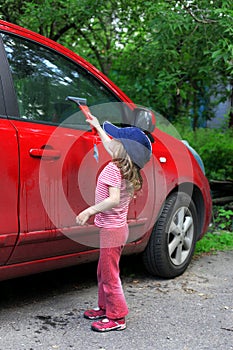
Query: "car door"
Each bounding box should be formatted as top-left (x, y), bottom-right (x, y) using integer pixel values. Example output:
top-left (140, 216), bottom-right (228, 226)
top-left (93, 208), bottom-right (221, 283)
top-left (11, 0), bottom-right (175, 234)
top-left (0, 35), bottom-right (20, 265)
top-left (1, 31), bottom-right (141, 263)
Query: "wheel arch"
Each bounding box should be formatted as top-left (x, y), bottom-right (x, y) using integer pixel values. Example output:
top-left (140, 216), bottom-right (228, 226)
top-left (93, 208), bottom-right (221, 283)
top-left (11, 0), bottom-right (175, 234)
top-left (169, 182), bottom-right (205, 240)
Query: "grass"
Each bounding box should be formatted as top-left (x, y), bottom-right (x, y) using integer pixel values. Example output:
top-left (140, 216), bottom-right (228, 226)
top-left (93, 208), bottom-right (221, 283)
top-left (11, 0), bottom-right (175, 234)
top-left (195, 231), bottom-right (233, 255)
top-left (194, 204), bottom-right (233, 255)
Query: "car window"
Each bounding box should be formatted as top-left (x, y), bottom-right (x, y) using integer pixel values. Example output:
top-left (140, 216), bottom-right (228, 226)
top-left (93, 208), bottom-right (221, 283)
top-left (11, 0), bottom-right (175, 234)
top-left (1, 33), bottom-right (124, 129)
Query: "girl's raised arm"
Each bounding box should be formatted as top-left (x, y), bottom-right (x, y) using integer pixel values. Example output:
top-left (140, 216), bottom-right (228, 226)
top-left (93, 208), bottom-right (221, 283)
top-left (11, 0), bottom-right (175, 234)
top-left (87, 115), bottom-right (113, 156)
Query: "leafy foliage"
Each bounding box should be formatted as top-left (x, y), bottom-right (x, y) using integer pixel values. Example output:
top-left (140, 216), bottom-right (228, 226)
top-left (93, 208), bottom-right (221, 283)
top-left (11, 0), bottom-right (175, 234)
top-left (212, 205), bottom-right (233, 231)
top-left (195, 204), bottom-right (233, 255)
top-left (176, 126), bottom-right (233, 180)
top-left (0, 0), bottom-right (146, 76)
top-left (112, 1), bottom-right (233, 125)
top-left (195, 231), bottom-right (233, 254)
top-left (0, 1), bottom-right (233, 126)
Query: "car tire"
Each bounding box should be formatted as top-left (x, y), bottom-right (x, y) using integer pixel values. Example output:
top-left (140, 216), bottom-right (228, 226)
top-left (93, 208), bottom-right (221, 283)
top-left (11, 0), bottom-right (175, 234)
top-left (143, 192), bottom-right (198, 278)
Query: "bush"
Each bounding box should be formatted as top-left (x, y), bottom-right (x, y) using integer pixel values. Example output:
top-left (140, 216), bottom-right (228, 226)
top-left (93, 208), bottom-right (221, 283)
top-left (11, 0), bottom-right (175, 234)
top-left (175, 126), bottom-right (233, 180)
top-left (211, 204), bottom-right (233, 232)
top-left (195, 204), bottom-right (233, 255)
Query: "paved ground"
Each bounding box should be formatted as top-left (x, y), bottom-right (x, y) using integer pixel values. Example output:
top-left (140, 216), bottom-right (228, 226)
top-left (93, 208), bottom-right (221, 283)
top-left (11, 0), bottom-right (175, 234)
top-left (0, 250), bottom-right (232, 350)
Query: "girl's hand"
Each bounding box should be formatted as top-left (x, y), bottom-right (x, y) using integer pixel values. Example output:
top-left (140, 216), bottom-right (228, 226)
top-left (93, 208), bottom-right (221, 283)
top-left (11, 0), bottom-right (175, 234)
top-left (87, 115), bottom-right (101, 129)
top-left (76, 208), bottom-right (92, 226)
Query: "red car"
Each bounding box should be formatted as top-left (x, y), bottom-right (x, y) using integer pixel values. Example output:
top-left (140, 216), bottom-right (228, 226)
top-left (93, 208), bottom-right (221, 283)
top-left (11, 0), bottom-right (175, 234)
top-left (0, 20), bottom-right (212, 281)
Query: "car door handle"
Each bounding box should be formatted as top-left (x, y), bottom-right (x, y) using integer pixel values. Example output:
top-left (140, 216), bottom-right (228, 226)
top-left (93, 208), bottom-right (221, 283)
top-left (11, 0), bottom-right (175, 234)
top-left (29, 148), bottom-right (61, 160)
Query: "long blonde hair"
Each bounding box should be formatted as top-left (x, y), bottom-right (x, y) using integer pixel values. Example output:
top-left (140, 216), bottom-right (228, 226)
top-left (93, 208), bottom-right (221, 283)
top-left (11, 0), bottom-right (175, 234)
top-left (112, 142), bottom-right (143, 196)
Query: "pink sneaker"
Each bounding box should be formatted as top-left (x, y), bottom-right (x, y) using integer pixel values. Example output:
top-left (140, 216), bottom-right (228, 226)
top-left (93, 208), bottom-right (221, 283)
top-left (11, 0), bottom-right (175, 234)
top-left (84, 307), bottom-right (106, 320)
top-left (91, 317), bottom-right (126, 332)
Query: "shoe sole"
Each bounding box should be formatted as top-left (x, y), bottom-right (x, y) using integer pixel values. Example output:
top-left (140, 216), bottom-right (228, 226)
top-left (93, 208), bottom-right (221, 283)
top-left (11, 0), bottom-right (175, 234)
top-left (91, 324), bottom-right (126, 332)
top-left (84, 314), bottom-right (106, 320)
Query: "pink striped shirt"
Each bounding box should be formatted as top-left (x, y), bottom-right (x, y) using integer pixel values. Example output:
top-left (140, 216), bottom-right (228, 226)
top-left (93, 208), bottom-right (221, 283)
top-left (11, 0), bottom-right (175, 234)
top-left (94, 162), bottom-right (131, 228)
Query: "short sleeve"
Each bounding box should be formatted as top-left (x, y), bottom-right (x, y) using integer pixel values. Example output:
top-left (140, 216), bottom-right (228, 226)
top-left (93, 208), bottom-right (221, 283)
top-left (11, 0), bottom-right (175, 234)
top-left (100, 162), bottom-right (121, 188)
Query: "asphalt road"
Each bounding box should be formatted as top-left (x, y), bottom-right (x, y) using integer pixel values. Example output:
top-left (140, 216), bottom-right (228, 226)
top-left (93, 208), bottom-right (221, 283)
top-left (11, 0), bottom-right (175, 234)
top-left (0, 250), bottom-right (232, 350)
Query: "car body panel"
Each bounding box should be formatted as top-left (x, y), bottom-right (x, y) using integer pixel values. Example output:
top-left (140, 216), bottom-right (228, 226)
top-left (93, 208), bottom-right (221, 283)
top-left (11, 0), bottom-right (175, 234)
top-left (0, 118), bottom-right (19, 264)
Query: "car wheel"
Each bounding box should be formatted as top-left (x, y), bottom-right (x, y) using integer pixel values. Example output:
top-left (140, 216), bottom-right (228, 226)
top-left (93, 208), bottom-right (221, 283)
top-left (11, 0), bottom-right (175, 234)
top-left (143, 192), bottom-right (198, 278)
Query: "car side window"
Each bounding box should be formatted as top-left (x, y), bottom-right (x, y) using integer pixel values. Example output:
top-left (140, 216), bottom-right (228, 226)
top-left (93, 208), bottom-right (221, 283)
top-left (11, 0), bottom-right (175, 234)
top-left (1, 33), bottom-right (123, 129)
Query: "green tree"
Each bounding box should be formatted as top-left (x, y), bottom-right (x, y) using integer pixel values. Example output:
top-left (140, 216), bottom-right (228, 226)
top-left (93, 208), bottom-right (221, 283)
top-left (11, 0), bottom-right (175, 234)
top-left (1, 0), bottom-right (233, 127)
top-left (0, 0), bottom-right (145, 76)
top-left (112, 1), bottom-right (233, 127)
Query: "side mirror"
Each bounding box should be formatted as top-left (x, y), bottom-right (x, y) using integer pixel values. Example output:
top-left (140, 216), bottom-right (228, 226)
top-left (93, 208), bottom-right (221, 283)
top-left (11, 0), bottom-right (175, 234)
top-left (134, 107), bottom-right (156, 133)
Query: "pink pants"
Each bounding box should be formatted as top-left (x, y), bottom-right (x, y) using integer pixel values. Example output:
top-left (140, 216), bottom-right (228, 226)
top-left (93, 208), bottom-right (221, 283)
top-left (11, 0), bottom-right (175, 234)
top-left (97, 225), bottom-right (129, 320)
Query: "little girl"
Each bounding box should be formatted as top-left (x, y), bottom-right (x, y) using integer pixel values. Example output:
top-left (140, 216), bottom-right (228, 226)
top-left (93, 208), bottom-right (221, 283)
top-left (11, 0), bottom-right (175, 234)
top-left (76, 115), bottom-right (152, 332)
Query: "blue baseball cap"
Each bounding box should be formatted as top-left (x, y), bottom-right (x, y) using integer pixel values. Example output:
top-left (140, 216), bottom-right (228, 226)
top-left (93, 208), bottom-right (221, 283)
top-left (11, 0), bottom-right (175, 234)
top-left (103, 121), bottom-right (152, 169)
